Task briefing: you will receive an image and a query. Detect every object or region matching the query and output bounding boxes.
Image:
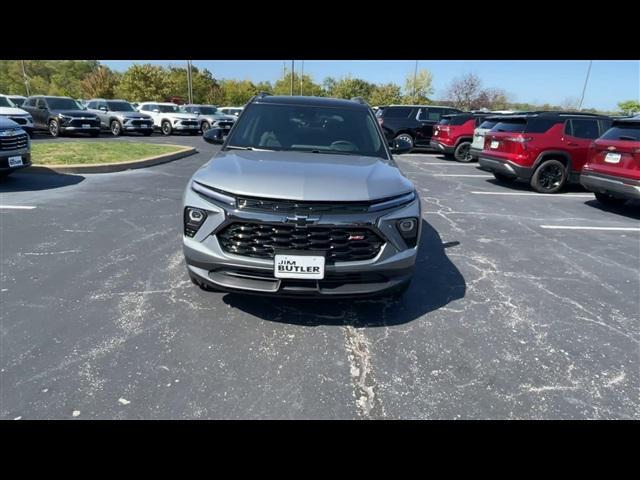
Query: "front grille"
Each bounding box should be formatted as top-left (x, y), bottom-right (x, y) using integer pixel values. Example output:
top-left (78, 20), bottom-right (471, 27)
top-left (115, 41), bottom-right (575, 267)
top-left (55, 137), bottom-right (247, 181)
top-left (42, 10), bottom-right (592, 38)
top-left (131, 120), bottom-right (151, 126)
top-left (181, 120), bottom-right (198, 126)
top-left (217, 121), bottom-right (233, 128)
top-left (0, 132), bottom-right (28, 151)
top-left (217, 222), bottom-right (384, 262)
top-left (237, 196), bottom-right (371, 215)
top-left (69, 118), bottom-right (98, 127)
top-left (9, 117), bottom-right (28, 125)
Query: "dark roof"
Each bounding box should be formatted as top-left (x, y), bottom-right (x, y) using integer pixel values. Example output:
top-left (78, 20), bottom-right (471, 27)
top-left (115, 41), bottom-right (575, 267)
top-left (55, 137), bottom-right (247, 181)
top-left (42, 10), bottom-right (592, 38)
top-left (253, 95), bottom-right (369, 109)
top-left (378, 104), bottom-right (460, 109)
top-left (497, 110), bottom-right (611, 120)
top-left (613, 117), bottom-right (640, 125)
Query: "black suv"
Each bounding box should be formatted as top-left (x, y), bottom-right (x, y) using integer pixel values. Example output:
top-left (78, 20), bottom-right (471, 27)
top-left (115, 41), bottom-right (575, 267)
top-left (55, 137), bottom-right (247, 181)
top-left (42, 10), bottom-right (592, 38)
top-left (375, 105), bottom-right (463, 150)
top-left (21, 96), bottom-right (101, 137)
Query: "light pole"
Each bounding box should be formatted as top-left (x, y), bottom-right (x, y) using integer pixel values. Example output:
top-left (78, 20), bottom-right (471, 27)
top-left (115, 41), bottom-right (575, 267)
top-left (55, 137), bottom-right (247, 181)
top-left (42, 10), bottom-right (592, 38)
top-left (21, 60), bottom-right (30, 96)
top-left (578, 60), bottom-right (593, 111)
top-left (186, 60), bottom-right (193, 104)
top-left (300, 60), bottom-right (304, 96)
top-left (290, 60), bottom-right (295, 96)
top-left (413, 60), bottom-right (418, 103)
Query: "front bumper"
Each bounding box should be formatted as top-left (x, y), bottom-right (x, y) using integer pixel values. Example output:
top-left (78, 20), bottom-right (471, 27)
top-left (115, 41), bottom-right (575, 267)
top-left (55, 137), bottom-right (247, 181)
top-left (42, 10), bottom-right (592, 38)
top-left (183, 188), bottom-right (422, 298)
top-left (429, 139), bottom-right (455, 154)
top-left (0, 151), bottom-right (32, 173)
top-left (60, 126), bottom-right (100, 133)
top-left (580, 170), bottom-right (640, 201)
top-left (478, 154), bottom-right (533, 180)
top-left (173, 123), bottom-right (200, 131)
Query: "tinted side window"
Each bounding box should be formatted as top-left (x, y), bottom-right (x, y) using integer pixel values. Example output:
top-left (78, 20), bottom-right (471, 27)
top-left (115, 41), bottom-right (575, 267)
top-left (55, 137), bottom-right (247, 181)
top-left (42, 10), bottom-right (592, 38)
top-left (36, 98), bottom-right (47, 109)
top-left (525, 118), bottom-right (558, 133)
top-left (384, 107), bottom-right (413, 119)
top-left (87, 101), bottom-right (96, 109)
top-left (568, 119), bottom-right (600, 139)
top-left (425, 108), bottom-right (443, 121)
top-left (23, 98), bottom-right (35, 107)
top-left (600, 124), bottom-right (640, 141)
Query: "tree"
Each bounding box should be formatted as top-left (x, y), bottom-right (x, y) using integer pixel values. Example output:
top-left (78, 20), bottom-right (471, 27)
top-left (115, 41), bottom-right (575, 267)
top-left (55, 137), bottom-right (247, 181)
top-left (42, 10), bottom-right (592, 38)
top-left (273, 72), bottom-right (323, 97)
top-left (80, 66), bottom-right (120, 98)
top-left (404, 69), bottom-right (434, 104)
top-left (219, 80), bottom-right (259, 105)
top-left (618, 100), bottom-right (640, 115)
top-left (445, 73), bottom-right (482, 110)
top-left (369, 83), bottom-right (403, 106)
top-left (560, 97), bottom-right (580, 111)
top-left (116, 64), bottom-right (172, 102)
top-left (325, 76), bottom-right (374, 100)
top-left (473, 88), bottom-right (510, 110)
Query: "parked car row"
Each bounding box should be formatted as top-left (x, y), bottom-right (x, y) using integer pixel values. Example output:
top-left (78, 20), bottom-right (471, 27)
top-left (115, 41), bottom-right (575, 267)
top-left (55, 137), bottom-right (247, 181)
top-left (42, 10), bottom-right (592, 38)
top-left (2, 94), bottom-right (240, 138)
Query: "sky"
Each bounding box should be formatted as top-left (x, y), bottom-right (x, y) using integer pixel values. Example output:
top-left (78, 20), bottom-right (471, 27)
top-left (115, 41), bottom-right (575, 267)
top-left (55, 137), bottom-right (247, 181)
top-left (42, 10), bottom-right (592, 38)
top-left (100, 60), bottom-right (639, 111)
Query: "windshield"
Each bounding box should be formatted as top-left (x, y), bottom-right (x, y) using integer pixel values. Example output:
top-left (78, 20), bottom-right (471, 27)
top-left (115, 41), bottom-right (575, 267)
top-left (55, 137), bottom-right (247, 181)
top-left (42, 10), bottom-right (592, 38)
top-left (226, 103), bottom-right (387, 158)
top-left (159, 104), bottom-right (180, 113)
top-left (47, 98), bottom-right (83, 110)
top-left (196, 106), bottom-right (218, 115)
top-left (479, 120), bottom-right (499, 129)
top-left (0, 96), bottom-right (16, 108)
top-left (9, 96), bottom-right (24, 106)
top-left (601, 124), bottom-right (640, 141)
top-left (107, 101), bottom-right (135, 112)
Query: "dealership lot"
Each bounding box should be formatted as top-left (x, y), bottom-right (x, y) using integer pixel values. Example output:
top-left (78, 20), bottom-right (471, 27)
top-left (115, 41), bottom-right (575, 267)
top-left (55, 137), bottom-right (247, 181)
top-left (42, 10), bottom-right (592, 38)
top-left (1, 135), bottom-right (638, 419)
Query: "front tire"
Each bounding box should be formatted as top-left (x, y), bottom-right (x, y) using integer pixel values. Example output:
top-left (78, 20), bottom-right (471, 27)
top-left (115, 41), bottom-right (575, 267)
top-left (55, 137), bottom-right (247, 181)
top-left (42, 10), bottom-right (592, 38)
top-left (201, 121), bottom-right (210, 133)
top-left (454, 141), bottom-right (473, 162)
top-left (110, 120), bottom-right (122, 136)
top-left (530, 159), bottom-right (567, 194)
top-left (49, 119), bottom-right (60, 137)
top-left (161, 120), bottom-right (172, 136)
top-left (394, 133), bottom-right (414, 149)
top-left (594, 192), bottom-right (627, 207)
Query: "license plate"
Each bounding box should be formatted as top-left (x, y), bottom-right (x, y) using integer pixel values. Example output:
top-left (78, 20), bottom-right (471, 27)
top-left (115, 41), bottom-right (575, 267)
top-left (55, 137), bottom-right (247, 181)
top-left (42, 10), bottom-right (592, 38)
top-left (82, 124), bottom-right (91, 129)
top-left (604, 152), bottom-right (621, 163)
top-left (490, 140), bottom-right (499, 149)
top-left (274, 253), bottom-right (325, 280)
top-left (8, 156), bottom-right (23, 167)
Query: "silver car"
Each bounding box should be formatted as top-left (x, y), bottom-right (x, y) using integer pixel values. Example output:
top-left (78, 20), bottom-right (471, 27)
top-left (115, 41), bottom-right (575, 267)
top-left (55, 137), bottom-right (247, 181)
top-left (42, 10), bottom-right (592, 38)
top-left (86, 99), bottom-right (154, 136)
top-left (182, 94), bottom-right (420, 298)
top-left (181, 104), bottom-right (236, 134)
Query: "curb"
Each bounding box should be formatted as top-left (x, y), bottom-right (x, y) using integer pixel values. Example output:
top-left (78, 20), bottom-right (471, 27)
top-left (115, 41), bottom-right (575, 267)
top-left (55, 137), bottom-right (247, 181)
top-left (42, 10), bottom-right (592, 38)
top-left (23, 145), bottom-right (197, 174)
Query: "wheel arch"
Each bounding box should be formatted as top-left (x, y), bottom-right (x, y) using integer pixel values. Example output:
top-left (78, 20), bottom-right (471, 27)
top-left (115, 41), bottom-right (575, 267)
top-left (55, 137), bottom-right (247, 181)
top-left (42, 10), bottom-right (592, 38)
top-left (533, 150), bottom-right (573, 172)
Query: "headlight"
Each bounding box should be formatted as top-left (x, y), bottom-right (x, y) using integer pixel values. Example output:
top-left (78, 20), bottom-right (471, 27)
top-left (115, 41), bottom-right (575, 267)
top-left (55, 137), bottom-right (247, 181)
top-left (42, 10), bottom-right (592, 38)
top-left (58, 114), bottom-right (72, 121)
top-left (396, 217), bottom-right (419, 248)
top-left (191, 181), bottom-right (236, 207)
top-left (184, 207), bottom-right (207, 237)
top-left (369, 191), bottom-right (416, 212)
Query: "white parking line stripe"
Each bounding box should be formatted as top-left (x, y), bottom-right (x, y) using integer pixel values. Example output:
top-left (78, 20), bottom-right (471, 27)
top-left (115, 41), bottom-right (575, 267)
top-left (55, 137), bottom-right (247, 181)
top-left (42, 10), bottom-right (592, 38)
top-left (432, 174), bottom-right (492, 177)
top-left (0, 205), bottom-right (36, 210)
top-left (471, 191), bottom-right (593, 198)
top-left (419, 163), bottom-right (479, 166)
top-left (540, 226), bottom-right (640, 232)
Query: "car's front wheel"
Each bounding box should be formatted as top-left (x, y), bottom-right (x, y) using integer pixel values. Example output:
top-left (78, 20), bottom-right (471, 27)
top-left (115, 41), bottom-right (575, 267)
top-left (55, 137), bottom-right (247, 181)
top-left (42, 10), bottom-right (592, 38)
top-left (110, 120), bottom-right (122, 136)
top-left (594, 192), bottom-right (627, 207)
top-left (531, 159), bottom-right (567, 193)
top-left (161, 120), bottom-right (172, 136)
top-left (201, 121), bottom-right (210, 133)
top-left (48, 119), bottom-right (60, 137)
top-left (454, 141), bottom-right (473, 162)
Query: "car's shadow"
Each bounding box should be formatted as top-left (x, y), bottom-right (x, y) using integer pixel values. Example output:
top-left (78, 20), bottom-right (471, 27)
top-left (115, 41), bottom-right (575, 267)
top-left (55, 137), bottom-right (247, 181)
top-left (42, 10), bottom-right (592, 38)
top-left (222, 219), bottom-right (466, 327)
top-left (0, 170), bottom-right (85, 192)
top-left (583, 199), bottom-right (640, 220)
top-left (482, 177), bottom-right (590, 193)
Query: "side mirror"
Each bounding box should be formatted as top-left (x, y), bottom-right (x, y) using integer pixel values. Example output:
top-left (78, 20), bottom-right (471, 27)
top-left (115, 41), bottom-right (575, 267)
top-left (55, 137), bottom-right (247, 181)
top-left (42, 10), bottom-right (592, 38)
top-left (153, 108), bottom-right (160, 113)
top-left (99, 106), bottom-right (108, 112)
top-left (390, 137), bottom-right (413, 155)
top-left (203, 127), bottom-right (224, 144)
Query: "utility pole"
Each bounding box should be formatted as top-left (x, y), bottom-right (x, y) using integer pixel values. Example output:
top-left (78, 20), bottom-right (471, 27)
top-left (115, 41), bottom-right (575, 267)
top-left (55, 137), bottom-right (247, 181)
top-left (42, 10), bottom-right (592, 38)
top-left (283, 62), bottom-right (286, 80)
top-left (21, 60), bottom-right (30, 96)
top-left (578, 60), bottom-right (593, 111)
top-left (186, 60), bottom-right (193, 104)
top-left (300, 60), bottom-right (304, 96)
top-left (290, 60), bottom-right (295, 96)
top-left (413, 60), bottom-right (418, 103)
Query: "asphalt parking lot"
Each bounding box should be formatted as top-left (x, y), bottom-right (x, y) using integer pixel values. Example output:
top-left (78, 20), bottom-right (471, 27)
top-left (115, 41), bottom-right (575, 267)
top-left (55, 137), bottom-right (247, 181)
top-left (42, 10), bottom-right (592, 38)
top-left (1, 133), bottom-right (638, 419)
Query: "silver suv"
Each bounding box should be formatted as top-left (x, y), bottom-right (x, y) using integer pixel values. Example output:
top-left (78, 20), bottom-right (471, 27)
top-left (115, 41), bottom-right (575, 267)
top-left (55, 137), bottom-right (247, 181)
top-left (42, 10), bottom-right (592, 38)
top-left (86, 99), bottom-right (154, 136)
top-left (182, 94), bottom-right (420, 298)
top-left (0, 117), bottom-right (31, 177)
top-left (137, 102), bottom-right (200, 136)
top-left (181, 104), bottom-right (236, 134)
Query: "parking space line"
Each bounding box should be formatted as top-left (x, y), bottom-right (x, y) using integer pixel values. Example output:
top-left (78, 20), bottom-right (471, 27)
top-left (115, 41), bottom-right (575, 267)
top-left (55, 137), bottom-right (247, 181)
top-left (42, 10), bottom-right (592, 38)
top-left (0, 205), bottom-right (37, 210)
top-left (540, 225), bottom-right (640, 232)
top-left (471, 192), bottom-right (593, 198)
top-left (417, 163), bottom-right (479, 166)
top-left (432, 174), bottom-right (492, 177)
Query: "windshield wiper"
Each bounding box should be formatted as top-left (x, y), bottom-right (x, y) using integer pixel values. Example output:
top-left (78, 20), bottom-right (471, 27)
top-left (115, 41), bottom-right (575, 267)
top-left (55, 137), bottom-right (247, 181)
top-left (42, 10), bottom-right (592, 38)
top-left (308, 149), bottom-right (356, 155)
top-left (618, 135), bottom-right (637, 141)
top-left (226, 146), bottom-right (279, 152)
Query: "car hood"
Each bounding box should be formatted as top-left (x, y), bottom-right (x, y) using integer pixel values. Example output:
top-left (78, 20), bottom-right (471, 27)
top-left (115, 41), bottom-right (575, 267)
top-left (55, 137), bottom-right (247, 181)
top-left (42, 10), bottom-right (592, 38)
top-left (0, 107), bottom-right (29, 116)
top-left (192, 149), bottom-right (414, 202)
top-left (115, 112), bottom-right (152, 120)
top-left (201, 114), bottom-right (235, 122)
top-left (53, 110), bottom-right (99, 118)
top-left (0, 117), bottom-right (21, 129)
top-left (163, 112), bottom-right (199, 120)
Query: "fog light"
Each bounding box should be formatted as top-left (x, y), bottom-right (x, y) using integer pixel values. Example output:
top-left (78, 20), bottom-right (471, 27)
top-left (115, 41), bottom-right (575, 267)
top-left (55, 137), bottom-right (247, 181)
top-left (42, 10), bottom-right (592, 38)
top-left (396, 217), bottom-right (419, 248)
top-left (184, 207), bottom-right (207, 237)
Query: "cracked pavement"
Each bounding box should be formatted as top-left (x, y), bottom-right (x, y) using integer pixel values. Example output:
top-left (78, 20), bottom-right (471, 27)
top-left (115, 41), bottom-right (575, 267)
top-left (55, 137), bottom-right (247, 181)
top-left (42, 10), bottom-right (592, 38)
top-left (1, 135), bottom-right (638, 419)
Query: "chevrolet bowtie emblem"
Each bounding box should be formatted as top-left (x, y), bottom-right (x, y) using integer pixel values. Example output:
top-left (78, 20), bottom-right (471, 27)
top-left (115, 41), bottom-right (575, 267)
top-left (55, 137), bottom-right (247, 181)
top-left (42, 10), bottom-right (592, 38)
top-left (285, 215), bottom-right (320, 228)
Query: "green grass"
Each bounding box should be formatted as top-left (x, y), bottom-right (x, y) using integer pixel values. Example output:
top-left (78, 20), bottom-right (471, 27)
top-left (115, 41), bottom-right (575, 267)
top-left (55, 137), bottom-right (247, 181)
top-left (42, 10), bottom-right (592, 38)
top-left (32, 142), bottom-right (185, 165)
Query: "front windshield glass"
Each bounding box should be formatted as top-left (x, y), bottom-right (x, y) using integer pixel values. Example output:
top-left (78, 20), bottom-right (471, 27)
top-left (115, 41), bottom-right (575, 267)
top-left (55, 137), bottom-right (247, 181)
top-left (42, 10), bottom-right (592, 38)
top-left (197, 106), bottom-right (218, 115)
top-left (47, 98), bottom-right (82, 110)
top-left (226, 103), bottom-right (387, 158)
top-left (9, 97), bottom-right (24, 106)
top-left (0, 96), bottom-right (16, 108)
top-left (107, 101), bottom-right (135, 112)
top-left (158, 104), bottom-right (180, 113)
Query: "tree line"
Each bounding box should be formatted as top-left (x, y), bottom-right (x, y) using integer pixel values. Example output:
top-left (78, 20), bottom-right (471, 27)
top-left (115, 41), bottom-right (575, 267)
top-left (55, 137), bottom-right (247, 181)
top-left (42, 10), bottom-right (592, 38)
top-left (0, 61), bottom-right (636, 115)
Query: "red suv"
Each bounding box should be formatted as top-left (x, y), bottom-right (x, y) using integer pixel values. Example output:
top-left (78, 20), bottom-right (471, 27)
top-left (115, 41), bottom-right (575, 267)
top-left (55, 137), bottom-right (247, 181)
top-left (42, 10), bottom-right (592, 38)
top-left (580, 117), bottom-right (640, 206)
top-left (431, 113), bottom-right (493, 162)
top-left (478, 112), bottom-right (612, 193)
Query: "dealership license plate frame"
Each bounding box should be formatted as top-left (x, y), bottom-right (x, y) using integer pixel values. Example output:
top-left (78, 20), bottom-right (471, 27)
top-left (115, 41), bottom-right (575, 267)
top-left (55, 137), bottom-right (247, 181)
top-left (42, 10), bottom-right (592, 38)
top-left (8, 156), bottom-right (23, 167)
top-left (604, 152), bottom-right (622, 163)
top-left (274, 250), bottom-right (326, 280)
top-left (490, 140), bottom-right (499, 149)
top-left (82, 124), bottom-right (91, 129)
